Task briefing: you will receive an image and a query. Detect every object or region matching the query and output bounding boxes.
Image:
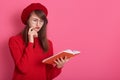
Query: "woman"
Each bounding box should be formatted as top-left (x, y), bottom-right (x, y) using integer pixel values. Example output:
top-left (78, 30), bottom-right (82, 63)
top-left (9, 3), bottom-right (68, 80)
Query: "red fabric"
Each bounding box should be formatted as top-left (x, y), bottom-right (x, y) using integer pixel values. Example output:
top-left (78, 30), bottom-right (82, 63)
top-left (9, 34), bottom-right (61, 80)
top-left (21, 3), bottom-right (48, 25)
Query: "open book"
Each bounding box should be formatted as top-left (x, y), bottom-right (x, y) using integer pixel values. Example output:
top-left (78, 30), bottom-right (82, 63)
top-left (42, 49), bottom-right (80, 64)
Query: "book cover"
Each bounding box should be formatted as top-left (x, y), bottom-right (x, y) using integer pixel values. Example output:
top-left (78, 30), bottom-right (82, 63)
top-left (42, 49), bottom-right (80, 64)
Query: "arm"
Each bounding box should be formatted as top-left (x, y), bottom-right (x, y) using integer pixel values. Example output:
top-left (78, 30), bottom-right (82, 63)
top-left (9, 37), bottom-right (34, 74)
top-left (46, 64), bottom-right (62, 80)
top-left (45, 40), bottom-right (62, 80)
top-left (9, 28), bottom-right (37, 74)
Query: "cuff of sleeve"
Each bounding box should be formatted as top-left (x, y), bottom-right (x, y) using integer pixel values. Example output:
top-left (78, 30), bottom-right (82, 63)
top-left (54, 66), bottom-right (62, 71)
top-left (27, 42), bottom-right (34, 48)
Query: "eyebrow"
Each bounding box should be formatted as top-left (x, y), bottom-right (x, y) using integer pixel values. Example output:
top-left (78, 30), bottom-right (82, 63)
top-left (32, 17), bottom-right (40, 20)
top-left (31, 17), bottom-right (44, 21)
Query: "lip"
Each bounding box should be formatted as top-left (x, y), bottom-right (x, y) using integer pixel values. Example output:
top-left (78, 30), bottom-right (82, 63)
top-left (35, 27), bottom-right (39, 29)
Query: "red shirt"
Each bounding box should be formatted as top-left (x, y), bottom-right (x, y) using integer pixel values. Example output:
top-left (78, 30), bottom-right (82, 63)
top-left (9, 34), bottom-right (61, 80)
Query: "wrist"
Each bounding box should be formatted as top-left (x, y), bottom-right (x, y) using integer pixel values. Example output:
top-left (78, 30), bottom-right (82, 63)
top-left (28, 35), bottom-right (34, 43)
top-left (56, 65), bottom-right (63, 69)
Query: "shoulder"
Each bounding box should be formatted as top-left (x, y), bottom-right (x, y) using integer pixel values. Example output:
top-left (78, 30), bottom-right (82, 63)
top-left (9, 34), bottom-right (23, 44)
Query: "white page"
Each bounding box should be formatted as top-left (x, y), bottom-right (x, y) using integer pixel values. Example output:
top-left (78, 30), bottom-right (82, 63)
top-left (63, 49), bottom-right (80, 55)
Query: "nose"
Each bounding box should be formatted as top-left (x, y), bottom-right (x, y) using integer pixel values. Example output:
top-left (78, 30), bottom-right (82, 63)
top-left (36, 21), bottom-right (40, 27)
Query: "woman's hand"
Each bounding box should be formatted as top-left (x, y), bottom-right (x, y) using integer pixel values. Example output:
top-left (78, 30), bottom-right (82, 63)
top-left (54, 56), bottom-right (69, 68)
top-left (28, 27), bottom-right (38, 43)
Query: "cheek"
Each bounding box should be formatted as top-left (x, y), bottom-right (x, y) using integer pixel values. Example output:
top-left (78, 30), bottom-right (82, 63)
top-left (29, 22), bottom-right (36, 27)
top-left (40, 22), bottom-right (44, 27)
top-left (40, 24), bottom-right (43, 27)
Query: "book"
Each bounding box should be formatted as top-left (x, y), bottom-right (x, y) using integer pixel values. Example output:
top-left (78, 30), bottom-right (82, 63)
top-left (42, 49), bottom-right (80, 64)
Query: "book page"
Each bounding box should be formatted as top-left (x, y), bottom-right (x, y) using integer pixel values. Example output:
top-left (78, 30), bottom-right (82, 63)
top-left (73, 50), bottom-right (80, 54)
top-left (63, 49), bottom-right (80, 55)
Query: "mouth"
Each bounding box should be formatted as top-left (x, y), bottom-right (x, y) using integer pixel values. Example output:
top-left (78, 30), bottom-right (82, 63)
top-left (35, 27), bottom-right (40, 29)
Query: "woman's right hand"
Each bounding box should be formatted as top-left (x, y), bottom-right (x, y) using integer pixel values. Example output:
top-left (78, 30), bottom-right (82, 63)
top-left (28, 27), bottom-right (38, 43)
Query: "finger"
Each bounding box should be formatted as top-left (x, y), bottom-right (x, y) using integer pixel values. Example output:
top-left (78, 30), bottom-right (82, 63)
top-left (56, 58), bottom-right (62, 64)
top-left (64, 56), bottom-right (69, 62)
top-left (60, 57), bottom-right (64, 62)
top-left (29, 27), bottom-right (34, 32)
top-left (54, 60), bottom-right (59, 65)
top-left (28, 27), bottom-right (32, 32)
top-left (65, 59), bottom-right (69, 62)
top-left (64, 56), bottom-right (67, 60)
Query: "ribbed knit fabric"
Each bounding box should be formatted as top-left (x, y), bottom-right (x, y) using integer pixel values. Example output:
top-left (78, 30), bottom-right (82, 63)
top-left (9, 34), bottom-right (61, 80)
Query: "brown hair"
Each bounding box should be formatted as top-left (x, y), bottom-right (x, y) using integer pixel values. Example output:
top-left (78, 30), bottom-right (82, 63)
top-left (22, 10), bottom-right (49, 52)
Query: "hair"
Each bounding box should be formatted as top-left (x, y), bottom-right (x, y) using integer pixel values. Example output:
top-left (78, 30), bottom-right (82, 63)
top-left (22, 10), bottom-right (49, 52)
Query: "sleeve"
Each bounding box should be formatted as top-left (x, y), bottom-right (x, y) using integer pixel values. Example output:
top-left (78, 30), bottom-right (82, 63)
top-left (46, 40), bottom-right (62, 80)
top-left (46, 64), bottom-right (62, 80)
top-left (9, 37), bottom-right (34, 74)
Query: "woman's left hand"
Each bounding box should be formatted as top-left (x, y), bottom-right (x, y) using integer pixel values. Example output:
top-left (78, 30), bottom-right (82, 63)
top-left (54, 56), bottom-right (69, 68)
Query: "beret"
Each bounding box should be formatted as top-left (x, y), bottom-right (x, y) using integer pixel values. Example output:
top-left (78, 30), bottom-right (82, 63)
top-left (21, 3), bottom-right (48, 25)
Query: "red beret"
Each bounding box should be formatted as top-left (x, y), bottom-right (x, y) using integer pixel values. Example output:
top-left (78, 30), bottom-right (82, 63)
top-left (21, 3), bottom-right (48, 25)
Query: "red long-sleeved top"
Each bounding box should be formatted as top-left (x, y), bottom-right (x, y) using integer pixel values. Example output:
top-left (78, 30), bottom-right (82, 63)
top-left (9, 34), bottom-right (61, 80)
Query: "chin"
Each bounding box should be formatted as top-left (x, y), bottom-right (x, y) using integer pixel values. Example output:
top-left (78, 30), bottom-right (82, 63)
top-left (35, 29), bottom-right (40, 32)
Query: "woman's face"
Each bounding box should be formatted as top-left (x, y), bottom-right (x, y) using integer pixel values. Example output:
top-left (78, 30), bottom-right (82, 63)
top-left (28, 11), bottom-right (44, 32)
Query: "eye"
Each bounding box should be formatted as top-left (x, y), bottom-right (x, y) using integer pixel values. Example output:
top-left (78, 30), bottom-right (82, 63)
top-left (33, 19), bottom-right (37, 22)
top-left (40, 20), bottom-right (44, 23)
